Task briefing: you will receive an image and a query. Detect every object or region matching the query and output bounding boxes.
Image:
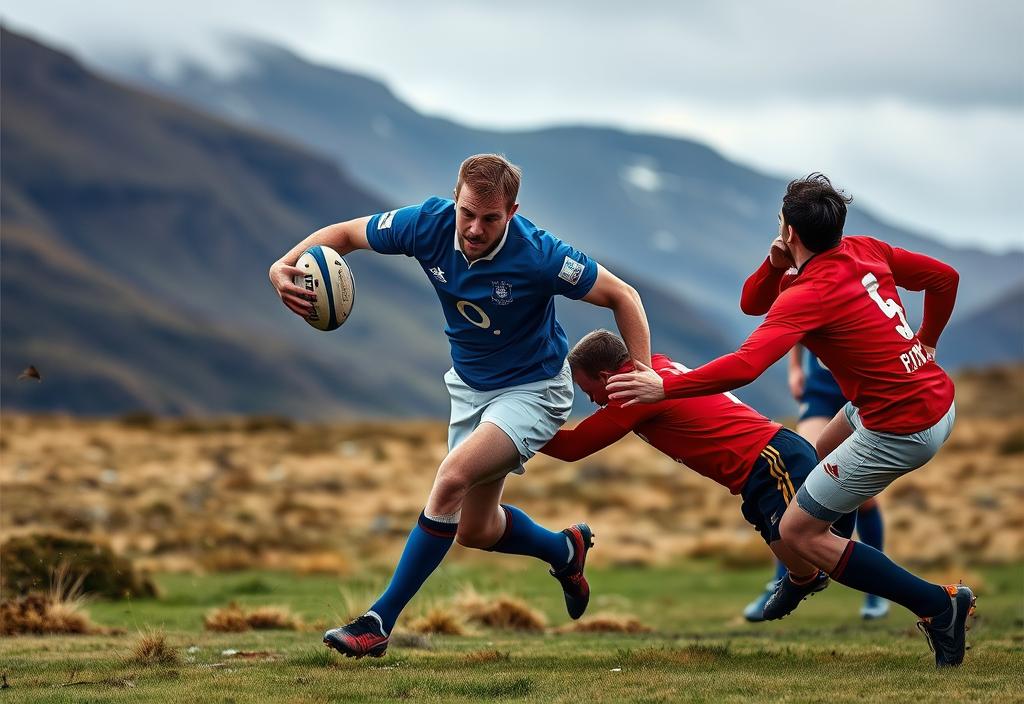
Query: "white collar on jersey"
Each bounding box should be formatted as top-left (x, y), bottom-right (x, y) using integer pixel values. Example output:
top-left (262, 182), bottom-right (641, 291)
top-left (453, 220), bottom-right (510, 267)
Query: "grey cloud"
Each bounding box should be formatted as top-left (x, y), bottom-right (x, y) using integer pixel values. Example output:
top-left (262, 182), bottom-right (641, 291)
top-left (423, 0), bottom-right (1024, 108)
top-left (2, 0), bottom-right (1021, 108)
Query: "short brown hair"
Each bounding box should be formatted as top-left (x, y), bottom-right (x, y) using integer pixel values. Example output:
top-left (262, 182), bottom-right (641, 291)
top-left (568, 329), bottom-right (630, 378)
top-left (455, 154), bottom-right (522, 208)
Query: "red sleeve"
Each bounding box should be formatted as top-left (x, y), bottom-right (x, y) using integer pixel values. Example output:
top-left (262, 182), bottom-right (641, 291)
top-left (539, 403), bottom-right (658, 461)
top-left (887, 246), bottom-right (959, 347)
top-left (665, 286), bottom-right (823, 398)
top-left (740, 257), bottom-right (789, 316)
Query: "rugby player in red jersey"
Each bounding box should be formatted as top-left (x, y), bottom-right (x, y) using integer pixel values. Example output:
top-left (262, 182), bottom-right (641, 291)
top-left (540, 330), bottom-right (856, 585)
top-left (607, 174), bottom-right (973, 668)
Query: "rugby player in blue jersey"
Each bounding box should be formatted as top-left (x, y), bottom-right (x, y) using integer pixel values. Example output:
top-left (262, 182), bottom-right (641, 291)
top-left (743, 344), bottom-right (890, 622)
top-left (269, 154), bottom-right (651, 658)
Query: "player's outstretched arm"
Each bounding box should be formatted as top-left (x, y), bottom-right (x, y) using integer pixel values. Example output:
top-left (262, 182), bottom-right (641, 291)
top-left (539, 410), bottom-right (633, 462)
top-left (609, 287), bottom-right (819, 404)
top-left (581, 265), bottom-right (652, 367)
top-left (268, 217), bottom-right (374, 317)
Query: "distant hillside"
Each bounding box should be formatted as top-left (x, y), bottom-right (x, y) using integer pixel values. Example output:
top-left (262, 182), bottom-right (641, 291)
top-left (940, 284), bottom-right (1024, 370)
top-left (117, 37), bottom-right (1023, 360)
top-left (1, 28), bottom-right (742, 417)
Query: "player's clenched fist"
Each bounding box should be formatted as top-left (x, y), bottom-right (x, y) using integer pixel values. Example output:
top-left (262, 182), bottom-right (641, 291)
top-left (769, 236), bottom-right (795, 269)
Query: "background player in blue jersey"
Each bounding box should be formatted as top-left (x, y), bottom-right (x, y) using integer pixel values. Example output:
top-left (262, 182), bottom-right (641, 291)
top-left (743, 344), bottom-right (890, 621)
top-left (268, 154), bottom-right (651, 658)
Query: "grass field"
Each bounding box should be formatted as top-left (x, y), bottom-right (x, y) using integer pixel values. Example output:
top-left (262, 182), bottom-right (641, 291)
top-left (1, 561), bottom-right (1021, 703)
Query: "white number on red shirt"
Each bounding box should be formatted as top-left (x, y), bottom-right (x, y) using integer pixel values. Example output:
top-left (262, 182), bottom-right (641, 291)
top-left (861, 273), bottom-right (915, 340)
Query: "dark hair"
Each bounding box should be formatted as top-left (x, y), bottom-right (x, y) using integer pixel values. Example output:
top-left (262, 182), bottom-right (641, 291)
top-left (781, 173), bottom-right (853, 253)
top-left (568, 329), bottom-right (630, 378)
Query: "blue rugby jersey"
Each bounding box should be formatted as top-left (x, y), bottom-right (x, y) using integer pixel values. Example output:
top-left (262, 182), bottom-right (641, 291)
top-left (366, 197), bottom-right (599, 390)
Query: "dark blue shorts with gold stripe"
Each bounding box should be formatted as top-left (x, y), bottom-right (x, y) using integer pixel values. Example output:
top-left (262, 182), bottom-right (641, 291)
top-left (740, 428), bottom-right (856, 543)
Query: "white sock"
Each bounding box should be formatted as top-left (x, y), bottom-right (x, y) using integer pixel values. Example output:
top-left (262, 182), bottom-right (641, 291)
top-left (424, 509), bottom-right (461, 524)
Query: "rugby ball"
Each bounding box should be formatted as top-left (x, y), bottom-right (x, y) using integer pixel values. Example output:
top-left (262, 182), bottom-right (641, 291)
top-left (293, 245), bottom-right (355, 331)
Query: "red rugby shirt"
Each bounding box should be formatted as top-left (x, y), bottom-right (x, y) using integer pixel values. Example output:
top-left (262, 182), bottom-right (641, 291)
top-left (541, 354), bottom-right (781, 494)
top-left (663, 236), bottom-right (957, 433)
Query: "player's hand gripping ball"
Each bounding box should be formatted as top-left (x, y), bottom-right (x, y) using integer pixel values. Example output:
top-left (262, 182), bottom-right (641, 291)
top-left (293, 245), bottom-right (355, 331)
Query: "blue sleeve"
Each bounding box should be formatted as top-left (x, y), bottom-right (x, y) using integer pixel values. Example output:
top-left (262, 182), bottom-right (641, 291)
top-left (365, 202), bottom-right (426, 257)
top-left (542, 233), bottom-right (599, 300)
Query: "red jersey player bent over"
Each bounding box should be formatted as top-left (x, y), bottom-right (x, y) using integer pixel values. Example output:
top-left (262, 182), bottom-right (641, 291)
top-left (540, 330), bottom-right (856, 588)
top-left (607, 174), bottom-right (972, 668)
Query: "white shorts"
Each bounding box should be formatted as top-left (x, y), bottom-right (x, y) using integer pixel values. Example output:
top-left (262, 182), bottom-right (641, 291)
top-left (797, 401), bottom-right (956, 522)
top-left (445, 361), bottom-right (574, 475)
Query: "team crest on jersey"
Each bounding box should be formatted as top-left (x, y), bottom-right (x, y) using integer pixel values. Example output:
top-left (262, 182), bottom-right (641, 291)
top-left (491, 280), bottom-right (514, 305)
top-left (558, 256), bottom-right (585, 285)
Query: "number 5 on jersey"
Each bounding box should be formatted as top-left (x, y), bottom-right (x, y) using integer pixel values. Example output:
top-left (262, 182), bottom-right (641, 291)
top-left (861, 273), bottom-right (914, 340)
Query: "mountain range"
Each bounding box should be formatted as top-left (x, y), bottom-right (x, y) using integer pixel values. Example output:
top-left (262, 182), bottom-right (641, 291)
top-left (119, 37), bottom-right (1023, 334)
top-left (1, 27), bottom-right (737, 418)
top-left (2, 27), bottom-right (1020, 419)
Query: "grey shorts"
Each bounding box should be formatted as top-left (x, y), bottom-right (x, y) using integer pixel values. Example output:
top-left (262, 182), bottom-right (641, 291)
top-left (445, 361), bottom-right (574, 475)
top-left (797, 401), bottom-right (956, 522)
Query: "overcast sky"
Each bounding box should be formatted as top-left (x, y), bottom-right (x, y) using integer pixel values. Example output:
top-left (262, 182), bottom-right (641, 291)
top-left (3, 0), bottom-right (1021, 252)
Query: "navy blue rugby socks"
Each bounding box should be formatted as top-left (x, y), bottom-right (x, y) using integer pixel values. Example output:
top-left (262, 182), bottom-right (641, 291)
top-left (369, 511), bottom-right (457, 634)
top-left (487, 504), bottom-right (572, 568)
top-left (830, 540), bottom-right (949, 617)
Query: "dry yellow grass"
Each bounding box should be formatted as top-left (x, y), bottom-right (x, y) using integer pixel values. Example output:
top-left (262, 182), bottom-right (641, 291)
top-left (203, 602), bottom-right (250, 632)
top-left (0, 563), bottom-right (114, 636)
top-left (245, 606), bottom-right (303, 630)
top-left (0, 593), bottom-right (99, 636)
top-left (408, 607), bottom-right (468, 635)
top-left (455, 589), bottom-right (548, 632)
top-left (462, 649), bottom-right (510, 663)
top-left (1, 367), bottom-right (1020, 574)
top-left (127, 631), bottom-right (180, 665)
top-left (554, 613), bottom-right (653, 634)
top-left (203, 602), bottom-right (302, 632)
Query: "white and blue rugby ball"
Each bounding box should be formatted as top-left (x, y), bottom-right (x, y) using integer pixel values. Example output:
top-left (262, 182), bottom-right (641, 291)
top-left (293, 245), bottom-right (355, 331)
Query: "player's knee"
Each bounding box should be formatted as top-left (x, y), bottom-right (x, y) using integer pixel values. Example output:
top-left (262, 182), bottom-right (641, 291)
top-left (431, 463), bottom-right (473, 504)
top-left (454, 528), bottom-right (491, 549)
top-left (779, 508), bottom-right (810, 546)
